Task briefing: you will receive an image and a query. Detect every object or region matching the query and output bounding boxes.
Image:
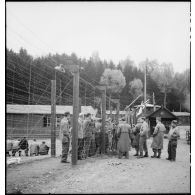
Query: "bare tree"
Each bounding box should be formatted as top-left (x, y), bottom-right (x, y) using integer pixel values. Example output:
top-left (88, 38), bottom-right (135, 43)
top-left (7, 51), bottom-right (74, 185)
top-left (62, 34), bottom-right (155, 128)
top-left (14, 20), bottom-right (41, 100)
top-left (100, 68), bottom-right (126, 115)
top-left (150, 63), bottom-right (174, 108)
top-left (129, 78), bottom-right (143, 99)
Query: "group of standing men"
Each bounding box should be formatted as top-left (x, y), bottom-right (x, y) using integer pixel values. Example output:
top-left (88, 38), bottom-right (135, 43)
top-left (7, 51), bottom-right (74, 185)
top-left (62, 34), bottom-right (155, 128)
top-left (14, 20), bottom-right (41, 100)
top-left (130, 116), bottom-right (180, 161)
top-left (59, 112), bottom-right (103, 163)
top-left (59, 111), bottom-right (180, 163)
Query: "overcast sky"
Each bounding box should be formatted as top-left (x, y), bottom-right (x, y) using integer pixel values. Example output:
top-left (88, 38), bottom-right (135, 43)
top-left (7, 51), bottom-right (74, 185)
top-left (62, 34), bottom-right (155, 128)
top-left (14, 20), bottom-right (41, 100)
top-left (6, 2), bottom-right (190, 73)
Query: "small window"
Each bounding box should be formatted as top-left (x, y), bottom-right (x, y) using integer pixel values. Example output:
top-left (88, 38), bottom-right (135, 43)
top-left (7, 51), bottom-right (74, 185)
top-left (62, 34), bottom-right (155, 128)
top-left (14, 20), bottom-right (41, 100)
top-left (56, 116), bottom-right (61, 127)
top-left (43, 116), bottom-right (51, 127)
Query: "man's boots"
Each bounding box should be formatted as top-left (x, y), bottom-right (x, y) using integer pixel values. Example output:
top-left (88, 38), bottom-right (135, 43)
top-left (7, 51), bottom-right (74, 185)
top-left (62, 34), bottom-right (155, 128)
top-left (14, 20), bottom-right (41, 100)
top-left (137, 151), bottom-right (144, 158)
top-left (118, 151), bottom-right (122, 159)
top-left (157, 149), bottom-right (161, 158)
top-left (144, 151), bottom-right (148, 157)
top-left (133, 149), bottom-right (139, 156)
top-left (151, 150), bottom-right (157, 158)
top-left (125, 151), bottom-right (129, 159)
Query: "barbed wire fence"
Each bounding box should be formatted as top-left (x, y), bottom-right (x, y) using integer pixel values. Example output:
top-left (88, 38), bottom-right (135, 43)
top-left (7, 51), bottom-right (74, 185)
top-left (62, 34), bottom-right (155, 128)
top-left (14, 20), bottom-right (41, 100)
top-left (6, 12), bottom-right (127, 158)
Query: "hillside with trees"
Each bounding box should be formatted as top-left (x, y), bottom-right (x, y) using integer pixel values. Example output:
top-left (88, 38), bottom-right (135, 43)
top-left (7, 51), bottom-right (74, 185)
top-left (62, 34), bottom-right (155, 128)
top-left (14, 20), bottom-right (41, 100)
top-left (6, 48), bottom-right (190, 112)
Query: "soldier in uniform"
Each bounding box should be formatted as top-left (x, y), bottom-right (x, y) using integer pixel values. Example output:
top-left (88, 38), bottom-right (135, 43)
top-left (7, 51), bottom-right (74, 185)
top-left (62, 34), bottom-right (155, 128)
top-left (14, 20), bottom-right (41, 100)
top-left (167, 120), bottom-right (180, 161)
top-left (112, 121), bottom-right (118, 153)
top-left (95, 119), bottom-right (102, 155)
top-left (89, 119), bottom-right (96, 157)
top-left (151, 117), bottom-right (166, 158)
top-left (83, 113), bottom-right (93, 158)
top-left (59, 112), bottom-right (71, 163)
top-left (117, 118), bottom-right (132, 159)
top-left (137, 117), bottom-right (149, 158)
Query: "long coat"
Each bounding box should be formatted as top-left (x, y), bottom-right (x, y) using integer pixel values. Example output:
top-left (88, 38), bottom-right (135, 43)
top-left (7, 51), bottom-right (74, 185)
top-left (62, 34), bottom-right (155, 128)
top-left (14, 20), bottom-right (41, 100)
top-left (117, 122), bottom-right (131, 153)
top-left (151, 122), bottom-right (166, 150)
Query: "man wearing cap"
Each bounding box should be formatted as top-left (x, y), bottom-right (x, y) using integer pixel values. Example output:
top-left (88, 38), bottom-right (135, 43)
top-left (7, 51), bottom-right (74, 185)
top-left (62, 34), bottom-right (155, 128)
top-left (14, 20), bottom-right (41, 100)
top-left (59, 112), bottom-right (71, 163)
top-left (151, 117), bottom-right (166, 158)
top-left (167, 120), bottom-right (180, 161)
top-left (137, 117), bottom-right (149, 158)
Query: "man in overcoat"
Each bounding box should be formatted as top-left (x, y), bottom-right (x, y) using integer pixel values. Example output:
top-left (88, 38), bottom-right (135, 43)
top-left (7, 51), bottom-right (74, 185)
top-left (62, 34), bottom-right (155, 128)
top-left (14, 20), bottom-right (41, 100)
top-left (117, 118), bottom-right (132, 159)
top-left (151, 117), bottom-right (166, 158)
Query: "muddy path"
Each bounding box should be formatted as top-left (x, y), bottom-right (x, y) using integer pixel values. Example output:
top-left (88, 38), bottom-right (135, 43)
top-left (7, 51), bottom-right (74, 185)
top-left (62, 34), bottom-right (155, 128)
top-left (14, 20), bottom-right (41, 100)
top-left (6, 138), bottom-right (190, 194)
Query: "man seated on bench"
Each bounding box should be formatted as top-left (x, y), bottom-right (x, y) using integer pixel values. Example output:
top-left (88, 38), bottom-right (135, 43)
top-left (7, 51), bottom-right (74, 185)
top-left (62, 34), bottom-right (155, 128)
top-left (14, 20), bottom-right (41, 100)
top-left (39, 141), bottom-right (49, 155)
top-left (30, 139), bottom-right (39, 156)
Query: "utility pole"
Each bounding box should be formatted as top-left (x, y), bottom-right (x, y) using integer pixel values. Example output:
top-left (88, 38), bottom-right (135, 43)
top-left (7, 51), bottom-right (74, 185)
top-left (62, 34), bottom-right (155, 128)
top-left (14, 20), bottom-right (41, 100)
top-left (84, 83), bottom-right (86, 106)
top-left (144, 64), bottom-right (147, 102)
top-left (109, 95), bottom-right (113, 120)
top-left (59, 79), bottom-right (62, 105)
top-left (97, 86), bottom-right (106, 154)
top-left (51, 80), bottom-right (56, 157)
top-left (116, 100), bottom-right (120, 124)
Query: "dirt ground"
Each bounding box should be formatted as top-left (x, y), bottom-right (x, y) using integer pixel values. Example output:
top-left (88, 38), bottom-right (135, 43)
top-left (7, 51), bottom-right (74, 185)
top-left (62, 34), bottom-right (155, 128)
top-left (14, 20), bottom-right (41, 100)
top-left (6, 135), bottom-right (190, 194)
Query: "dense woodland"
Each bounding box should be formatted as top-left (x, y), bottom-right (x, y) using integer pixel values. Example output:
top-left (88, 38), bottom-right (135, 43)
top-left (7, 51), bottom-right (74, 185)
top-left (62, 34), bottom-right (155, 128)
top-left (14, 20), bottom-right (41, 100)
top-left (6, 48), bottom-right (190, 112)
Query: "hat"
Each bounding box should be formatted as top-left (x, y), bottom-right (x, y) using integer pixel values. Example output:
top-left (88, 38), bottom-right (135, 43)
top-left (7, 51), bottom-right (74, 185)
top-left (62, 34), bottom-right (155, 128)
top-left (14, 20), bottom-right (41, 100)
top-left (137, 118), bottom-right (141, 123)
top-left (172, 120), bottom-right (177, 124)
top-left (79, 113), bottom-right (84, 117)
top-left (156, 117), bottom-right (161, 121)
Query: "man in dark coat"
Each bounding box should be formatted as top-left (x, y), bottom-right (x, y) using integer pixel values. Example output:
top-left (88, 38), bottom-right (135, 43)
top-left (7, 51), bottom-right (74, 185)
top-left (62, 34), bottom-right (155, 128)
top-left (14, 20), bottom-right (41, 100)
top-left (151, 117), bottom-right (166, 158)
top-left (19, 137), bottom-right (29, 156)
top-left (132, 118), bottom-right (142, 156)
